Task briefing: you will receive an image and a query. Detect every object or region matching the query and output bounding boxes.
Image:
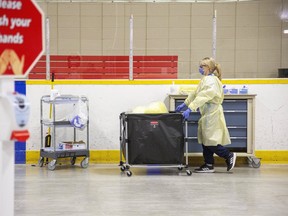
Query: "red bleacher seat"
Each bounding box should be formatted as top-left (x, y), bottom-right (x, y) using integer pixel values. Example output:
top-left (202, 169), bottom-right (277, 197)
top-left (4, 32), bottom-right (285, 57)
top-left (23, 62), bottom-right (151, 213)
top-left (29, 55), bottom-right (178, 79)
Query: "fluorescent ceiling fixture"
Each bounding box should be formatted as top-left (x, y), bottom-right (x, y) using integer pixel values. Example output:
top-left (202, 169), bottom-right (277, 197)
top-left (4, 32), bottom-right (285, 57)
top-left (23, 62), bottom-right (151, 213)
top-left (284, 30), bottom-right (288, 34)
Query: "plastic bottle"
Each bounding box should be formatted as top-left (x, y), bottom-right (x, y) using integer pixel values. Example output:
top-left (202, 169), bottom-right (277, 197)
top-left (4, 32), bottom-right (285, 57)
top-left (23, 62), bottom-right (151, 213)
top-left (170, 81), bottom-right (178, 94)
top-left (223, 85), bottom-right (229, 94)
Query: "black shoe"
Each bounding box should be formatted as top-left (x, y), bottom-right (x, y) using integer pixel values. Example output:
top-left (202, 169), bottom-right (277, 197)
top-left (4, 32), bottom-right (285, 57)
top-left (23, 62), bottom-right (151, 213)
top-left (194, 164), bottom-right (215, 173)
top-left (226, 153), bottom-right (237, 171)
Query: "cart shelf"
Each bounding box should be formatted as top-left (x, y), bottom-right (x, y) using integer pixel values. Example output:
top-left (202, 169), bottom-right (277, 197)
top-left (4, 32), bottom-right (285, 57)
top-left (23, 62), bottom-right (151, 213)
top-left (39, 94), bottom-right (89, 170)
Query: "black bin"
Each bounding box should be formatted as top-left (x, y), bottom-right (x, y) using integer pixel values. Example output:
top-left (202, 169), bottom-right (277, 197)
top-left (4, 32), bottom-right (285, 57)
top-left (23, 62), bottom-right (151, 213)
top-left (121, 113), bottom-right (184, 165)
top-left (278, 68), bottom-right (288, 78)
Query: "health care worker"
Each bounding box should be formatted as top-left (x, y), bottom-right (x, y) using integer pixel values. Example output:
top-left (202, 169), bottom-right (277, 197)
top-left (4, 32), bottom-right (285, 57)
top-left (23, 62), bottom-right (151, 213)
top-left (176, 57), bottom-right (236, 173)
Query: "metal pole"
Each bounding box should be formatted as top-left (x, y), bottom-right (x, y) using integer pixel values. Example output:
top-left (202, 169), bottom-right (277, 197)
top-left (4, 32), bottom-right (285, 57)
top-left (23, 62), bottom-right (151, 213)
top-left (185, 121), bottom-right (188, 166)
top-left (125, 120), bottom-right (129, 165)
top-left (212, 10), bottom-right (217, 60)
top-left (129, 14), bottom-right (134, 81)
top-left (45, 17), bottom-right (50, 80)
top-left (119, 115), bottom-right (122, 162)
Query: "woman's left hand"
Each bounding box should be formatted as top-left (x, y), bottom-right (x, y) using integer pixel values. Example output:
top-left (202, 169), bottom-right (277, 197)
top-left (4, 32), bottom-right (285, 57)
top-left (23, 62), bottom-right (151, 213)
top-left (182, 108), bottom-right (191, 120)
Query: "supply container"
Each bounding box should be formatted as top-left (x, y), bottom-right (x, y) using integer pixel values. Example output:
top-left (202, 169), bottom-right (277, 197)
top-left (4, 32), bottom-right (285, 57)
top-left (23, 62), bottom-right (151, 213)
top-left (239, 86), bottom-right (248, 94)
top-left (223, 85), bottom-right (229, 94)
top-left (229, 88), bottom-right (238, 94)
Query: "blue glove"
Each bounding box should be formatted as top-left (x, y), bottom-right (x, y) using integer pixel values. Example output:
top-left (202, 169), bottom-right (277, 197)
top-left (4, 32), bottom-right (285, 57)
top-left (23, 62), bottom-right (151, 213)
top-left (182, 108), bottom-right (191, 120)
top-left (175, 103), bottom-right (187, 112)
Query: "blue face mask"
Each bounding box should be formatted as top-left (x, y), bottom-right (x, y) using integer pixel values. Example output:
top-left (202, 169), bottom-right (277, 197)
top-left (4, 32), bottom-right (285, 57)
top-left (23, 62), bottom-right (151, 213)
top-left (199, 67), bottom-right (205, 75)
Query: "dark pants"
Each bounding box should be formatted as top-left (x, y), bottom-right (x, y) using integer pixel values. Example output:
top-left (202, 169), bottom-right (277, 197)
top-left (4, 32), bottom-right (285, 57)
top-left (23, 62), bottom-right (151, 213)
top-left (202, 144), bottom-right (231, 165)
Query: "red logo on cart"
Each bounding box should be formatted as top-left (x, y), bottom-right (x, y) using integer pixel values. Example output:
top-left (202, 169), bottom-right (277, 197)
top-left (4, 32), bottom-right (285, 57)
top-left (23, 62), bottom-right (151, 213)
top-left (150, 121), bottom-right (159, 128)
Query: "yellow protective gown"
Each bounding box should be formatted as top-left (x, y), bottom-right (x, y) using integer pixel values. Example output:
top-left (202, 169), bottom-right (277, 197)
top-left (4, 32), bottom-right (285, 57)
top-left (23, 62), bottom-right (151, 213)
top-left (184, 75), bottom-right (231, 146)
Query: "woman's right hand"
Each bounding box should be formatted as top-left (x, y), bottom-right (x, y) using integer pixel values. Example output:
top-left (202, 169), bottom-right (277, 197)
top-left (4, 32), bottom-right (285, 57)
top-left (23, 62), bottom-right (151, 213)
top-left (175, 103), bottom-right (187, 112)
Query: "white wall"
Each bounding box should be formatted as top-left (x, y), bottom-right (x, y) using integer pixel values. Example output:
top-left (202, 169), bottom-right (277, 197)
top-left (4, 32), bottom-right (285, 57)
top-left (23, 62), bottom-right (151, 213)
top-left (26, 82), bottom-right (288, 151)
top-left (252, 84), bottom-right (288, 150)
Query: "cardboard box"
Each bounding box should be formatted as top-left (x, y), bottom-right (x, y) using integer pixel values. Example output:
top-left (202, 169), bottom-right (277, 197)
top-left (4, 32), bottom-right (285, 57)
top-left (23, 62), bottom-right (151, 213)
top-left (58, 141), bottom-right (86, 150)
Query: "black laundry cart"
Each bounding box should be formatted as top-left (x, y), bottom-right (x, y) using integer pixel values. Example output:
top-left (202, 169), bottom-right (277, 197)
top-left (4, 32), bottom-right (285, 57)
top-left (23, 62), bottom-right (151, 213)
top-left (119, 112), bottom-right (192, 177)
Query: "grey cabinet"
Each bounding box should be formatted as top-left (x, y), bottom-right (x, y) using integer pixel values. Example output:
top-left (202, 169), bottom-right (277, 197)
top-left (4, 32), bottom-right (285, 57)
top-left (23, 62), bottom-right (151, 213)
top-left (169, 94), bottom-right (257, 159)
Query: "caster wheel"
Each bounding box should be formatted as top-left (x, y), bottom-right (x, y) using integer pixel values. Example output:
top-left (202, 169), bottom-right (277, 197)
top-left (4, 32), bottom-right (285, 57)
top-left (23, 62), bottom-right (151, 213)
top-left (178, 166), bottom-right (183, 171)
top-left (48, 160), bottom-right (57, 171)
top-left (248, 157), bottom-right (261, 169)
top-left (81, 157), bottom-right (89, 169)
top-left (70, 157), bottom-right (76, 165)
top-left (120, 166), bottom-right (125, 172)
top-left (126, 171), bottom-right (132, 177)
top-left (186, 170), bottom-right (192, 176)
top-left (252, 161), bottom-right (261, 168)
top-left (38, 157), bottom-right (44, 167)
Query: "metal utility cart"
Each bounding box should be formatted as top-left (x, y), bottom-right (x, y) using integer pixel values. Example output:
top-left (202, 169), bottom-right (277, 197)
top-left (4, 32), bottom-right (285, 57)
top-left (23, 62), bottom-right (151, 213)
top-left (39, 95), bottom-right (89, 170)
top-left (119, 112), bottom-right (192, 177)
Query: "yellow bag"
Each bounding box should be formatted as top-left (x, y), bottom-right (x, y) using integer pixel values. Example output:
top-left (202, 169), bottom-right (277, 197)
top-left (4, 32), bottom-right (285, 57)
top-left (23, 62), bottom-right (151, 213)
top-left (145, 101), bottom-right (168, 114)
top-left (131, 101), bottom-right (168, 114)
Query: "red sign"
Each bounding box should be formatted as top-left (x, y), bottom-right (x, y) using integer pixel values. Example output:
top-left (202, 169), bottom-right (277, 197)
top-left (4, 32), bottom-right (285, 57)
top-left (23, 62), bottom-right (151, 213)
top-left (0, 0), bottom-right (44, 78)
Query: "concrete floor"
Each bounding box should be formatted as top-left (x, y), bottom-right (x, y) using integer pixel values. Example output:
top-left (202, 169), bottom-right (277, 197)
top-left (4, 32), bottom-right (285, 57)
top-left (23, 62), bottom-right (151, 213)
top-left (15, 164), bottom-right (288, 216)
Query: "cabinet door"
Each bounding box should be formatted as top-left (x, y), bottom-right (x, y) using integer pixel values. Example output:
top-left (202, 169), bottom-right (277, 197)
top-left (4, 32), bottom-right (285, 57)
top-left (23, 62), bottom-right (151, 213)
top-left (175, 99), bottom-right (248, 153)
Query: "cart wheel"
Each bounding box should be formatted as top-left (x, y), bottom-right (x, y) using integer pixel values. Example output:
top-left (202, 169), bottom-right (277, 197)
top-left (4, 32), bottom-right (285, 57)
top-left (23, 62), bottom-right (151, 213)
top-left (248, 157), bottom-right (261, 169)
top-left (81, 157), bottom-right (89, 169)
top-left (126, 171), bottom-right (132, 177)
top-left (70, 157), bottom-right (76, 165)
top-left (252, 160), bottom-right (261, 168)
top-left (178, 166), bottom-right (183, 171)
top-left (120, 166), bottom-right (126, 172)
top-left (186, 170), bottom-right (192, 176)
top-left (38, 157), bottom-right (44, 167)
top-left (48, 160), bottom-right (57, 171)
